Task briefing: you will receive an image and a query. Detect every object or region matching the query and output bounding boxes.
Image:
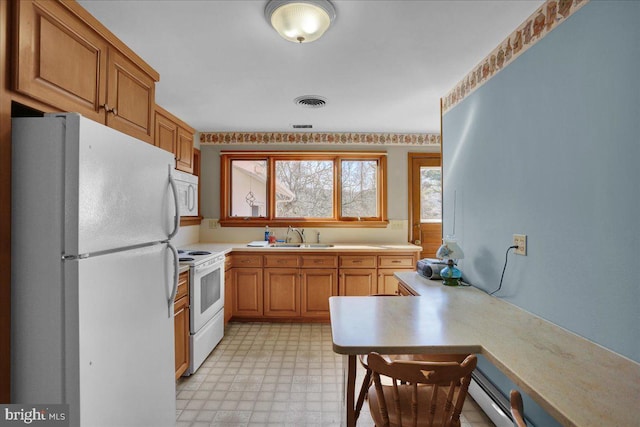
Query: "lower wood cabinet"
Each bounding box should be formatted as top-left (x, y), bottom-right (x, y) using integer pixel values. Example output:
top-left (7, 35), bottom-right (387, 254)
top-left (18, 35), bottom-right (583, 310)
top-left (226, 251), bottom-right (416, 321)
top-left (232, 268), bottom-right (263, 318)
top-left (224, 255), bottom-right (233, 326)
top-left (398, 281), bottom-right (418, 296)
top-left (378, 268), bottom-right (416, 295)
top-left (301, 268), bottom-right (337, 318)
top-left (174, 270), bottom-right (190, 379)
top-left (264, 268), bottom-right (300, 317)
top-left (377, 255), bottom-right (417, 295)
top-left (339, 268), bottom-right (378, 296)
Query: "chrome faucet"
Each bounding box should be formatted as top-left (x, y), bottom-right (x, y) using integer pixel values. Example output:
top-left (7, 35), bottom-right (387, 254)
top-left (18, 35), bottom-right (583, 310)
top-left (287, 226), bottom-right (305, 243)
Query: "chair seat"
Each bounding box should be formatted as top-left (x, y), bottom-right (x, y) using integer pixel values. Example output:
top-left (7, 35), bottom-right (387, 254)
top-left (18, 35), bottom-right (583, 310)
top-left (368, 383), bottom-right (462, 427)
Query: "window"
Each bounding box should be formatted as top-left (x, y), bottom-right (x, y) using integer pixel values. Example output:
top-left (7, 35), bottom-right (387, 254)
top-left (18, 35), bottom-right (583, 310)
top-left (220, 152), bottom-right (387, 226)
top-left (419, 166), bottom-right (441, 222)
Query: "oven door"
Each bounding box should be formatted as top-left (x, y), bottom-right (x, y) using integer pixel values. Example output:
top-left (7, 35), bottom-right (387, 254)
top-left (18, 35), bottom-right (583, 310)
top-left (191, 259), bottom-right (224, 332)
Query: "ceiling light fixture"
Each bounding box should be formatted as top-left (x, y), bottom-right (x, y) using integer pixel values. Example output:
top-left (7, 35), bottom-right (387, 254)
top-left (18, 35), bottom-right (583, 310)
top-left (265, 0), bottom-right (336, 44)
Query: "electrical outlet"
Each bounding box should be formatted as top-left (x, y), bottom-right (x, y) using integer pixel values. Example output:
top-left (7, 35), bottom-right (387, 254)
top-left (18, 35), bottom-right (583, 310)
top-left (208, 219), bottom-right (219, 229)
top-left (513, 234), bottom-right (527, 255)
top-left (389, 220), bottom-right (404, 230)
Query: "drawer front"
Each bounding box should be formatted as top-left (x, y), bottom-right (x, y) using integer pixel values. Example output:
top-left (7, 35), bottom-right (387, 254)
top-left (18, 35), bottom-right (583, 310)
top-left (224, 255), bottom-right (232, 271)
top-left (339, 255), bottom-right (376, 268)
top-left (176, 271), bottom-right (189, 301)
top-left (300, 255), bottom-right (338, 268)
top-left (378, 255), bottom-right (415, 268)
top-left (264, 255), bottom-right (299, 268)
top-left (231, 254), bottom-right (263, 268)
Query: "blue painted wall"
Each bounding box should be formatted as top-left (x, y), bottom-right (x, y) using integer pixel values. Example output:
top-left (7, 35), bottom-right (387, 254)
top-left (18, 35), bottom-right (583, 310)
top-left (441, 2), bottom-right (639, 425)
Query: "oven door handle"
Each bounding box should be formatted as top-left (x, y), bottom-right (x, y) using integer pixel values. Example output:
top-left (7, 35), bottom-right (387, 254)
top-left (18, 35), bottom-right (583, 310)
top-left (167, 241), bottom-right (179, 318)
top-left (168, 166), bottom-right (180, 240)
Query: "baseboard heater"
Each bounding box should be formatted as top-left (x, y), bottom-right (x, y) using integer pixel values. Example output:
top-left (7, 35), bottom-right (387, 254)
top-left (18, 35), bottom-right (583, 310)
top-left (468, 370), bottom-right (516, 427)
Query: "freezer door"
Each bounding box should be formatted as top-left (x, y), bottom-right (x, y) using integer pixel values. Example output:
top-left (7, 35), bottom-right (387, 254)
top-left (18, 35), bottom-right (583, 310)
top-left (65, 244), bottom-right (176, 427)
top-left (62, 114), bottom-right (177, 254)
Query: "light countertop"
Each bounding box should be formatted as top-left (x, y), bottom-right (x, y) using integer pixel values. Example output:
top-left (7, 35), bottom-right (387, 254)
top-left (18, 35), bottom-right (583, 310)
top-left (329, 272), bottom-right (640, 427)
top-left (178, 242), bottom-right (420, 254)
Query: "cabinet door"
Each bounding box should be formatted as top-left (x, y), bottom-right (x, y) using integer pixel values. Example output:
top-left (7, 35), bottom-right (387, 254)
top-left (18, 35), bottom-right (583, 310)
top-left (154, 111), bottom-right (177, 153)
top-left (398, 282), bottom-right (418, 296)
top-left (176, 271), bottom-right (189, 301)
top-left (14, 0), bottom-right (107, 123)
top-left (339, 268), bottom-right (377, 296)
top-left (106, 49), bottom-right (155, 143)
top-left (224, 267), bottom-right (233, 325)
top-left (176, 126), bottom-right (194, 173)
top-left (232, 268), bottom-right (263, 317)
top-left (264, 268), bottom-right (300, 317)
top-left (174, 296), bottom-right (189, 379)
top-left (378, 268), bottom-right (415, 295)
top-left (301, 269), bottom-right (337, 318)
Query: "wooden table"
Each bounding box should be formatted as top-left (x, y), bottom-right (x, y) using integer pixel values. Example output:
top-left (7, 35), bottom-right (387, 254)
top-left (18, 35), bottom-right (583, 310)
top-left (329, 272), bottom-right (640, 427)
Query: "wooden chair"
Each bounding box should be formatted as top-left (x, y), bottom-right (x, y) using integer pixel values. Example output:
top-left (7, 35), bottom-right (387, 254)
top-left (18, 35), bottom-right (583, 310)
top-left (353, 294), bottom-right (467, 422)
top-left (366, 352), bottom-right (477, 427)
top-left (355, 353), bottom-right (469, 421)
top-left (510, 390), bottom-right (527, 427)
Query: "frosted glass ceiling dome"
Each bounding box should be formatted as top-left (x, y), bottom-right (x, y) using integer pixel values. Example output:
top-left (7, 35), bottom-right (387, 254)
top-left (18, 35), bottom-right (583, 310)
top-left (265, 0), bottom-right (336, 43)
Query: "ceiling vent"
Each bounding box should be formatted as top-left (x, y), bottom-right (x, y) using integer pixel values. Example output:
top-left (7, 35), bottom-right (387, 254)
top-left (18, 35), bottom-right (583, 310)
top-left (294, 95), bottom-right (327, 108)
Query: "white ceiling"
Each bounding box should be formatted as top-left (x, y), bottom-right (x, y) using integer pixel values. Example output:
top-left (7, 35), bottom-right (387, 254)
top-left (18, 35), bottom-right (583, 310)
top-left (78, 0), bottom-right (543, 134)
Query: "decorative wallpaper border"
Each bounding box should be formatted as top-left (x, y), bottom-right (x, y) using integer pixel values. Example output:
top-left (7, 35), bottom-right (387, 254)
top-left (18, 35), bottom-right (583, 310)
top-left (442, 0), bottom-right (589, 113)
top-left (200, 132), bottom-right (440, 146)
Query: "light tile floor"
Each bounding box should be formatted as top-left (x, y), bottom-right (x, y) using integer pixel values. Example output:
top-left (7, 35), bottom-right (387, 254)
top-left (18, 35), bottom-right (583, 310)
top-left (176, 322), bottom-right (495, 427)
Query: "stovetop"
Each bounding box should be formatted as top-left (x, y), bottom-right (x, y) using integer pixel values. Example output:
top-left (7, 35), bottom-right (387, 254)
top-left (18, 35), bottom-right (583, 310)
top-left (178, 249), bottom-right (219, 266)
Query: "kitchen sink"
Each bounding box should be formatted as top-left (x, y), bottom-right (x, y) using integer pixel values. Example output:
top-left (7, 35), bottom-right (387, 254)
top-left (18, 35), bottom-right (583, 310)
top-left (268, 243), bottom-right (335, 248)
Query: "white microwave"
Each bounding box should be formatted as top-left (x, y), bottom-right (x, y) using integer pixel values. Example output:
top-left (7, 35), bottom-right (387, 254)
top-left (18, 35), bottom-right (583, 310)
top-left (173, 170), bottom-right (198, 217)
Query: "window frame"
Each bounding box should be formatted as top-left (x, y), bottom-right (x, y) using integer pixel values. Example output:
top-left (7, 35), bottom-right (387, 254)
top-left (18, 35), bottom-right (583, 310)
top-left (220, 151), bottom-right (388, 227)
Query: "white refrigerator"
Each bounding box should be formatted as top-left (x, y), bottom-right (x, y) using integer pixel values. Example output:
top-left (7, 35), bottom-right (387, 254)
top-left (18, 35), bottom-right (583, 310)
top-left (11, 113), bottom-right (179, 426)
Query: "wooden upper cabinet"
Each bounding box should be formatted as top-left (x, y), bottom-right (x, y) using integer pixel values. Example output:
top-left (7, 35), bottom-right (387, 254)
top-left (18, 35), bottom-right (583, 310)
top-left (177, 126), bottom-right (194, 173)
top-left (154, 105), bottom-right (194, 173)
top-left (13, 0), bottom-right (158, 143)
top-left (14, 0), bottom-right (108, 122)
top-left (106, 49), bottom-right (155, 143)
top-left (155, 110), bottom-right (177, 153)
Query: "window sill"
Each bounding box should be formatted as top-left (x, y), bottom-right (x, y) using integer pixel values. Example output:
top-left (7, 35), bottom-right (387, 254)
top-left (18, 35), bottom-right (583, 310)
top-left (180, 216), bottom-right (202, 227)
top-left (219, 219), bottom-right (389, 228)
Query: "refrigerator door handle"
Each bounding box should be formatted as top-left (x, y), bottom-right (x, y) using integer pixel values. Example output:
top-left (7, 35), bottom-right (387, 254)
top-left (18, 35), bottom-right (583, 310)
top-left (167, 242), bottom-right (179, 318)
top-left (168, 166), bottom-right (180, 240)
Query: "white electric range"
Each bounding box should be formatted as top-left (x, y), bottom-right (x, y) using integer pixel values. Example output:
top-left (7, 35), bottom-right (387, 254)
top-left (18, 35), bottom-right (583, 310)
top-left (178, 249), bottom-right (225, 375)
